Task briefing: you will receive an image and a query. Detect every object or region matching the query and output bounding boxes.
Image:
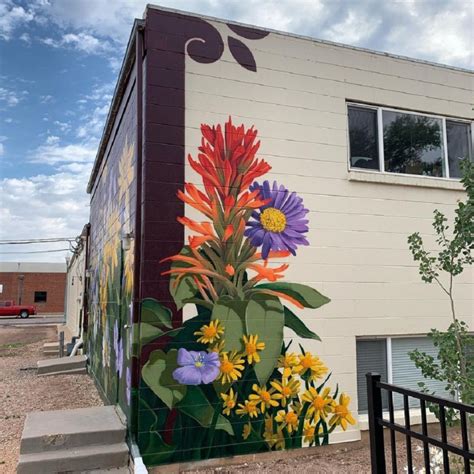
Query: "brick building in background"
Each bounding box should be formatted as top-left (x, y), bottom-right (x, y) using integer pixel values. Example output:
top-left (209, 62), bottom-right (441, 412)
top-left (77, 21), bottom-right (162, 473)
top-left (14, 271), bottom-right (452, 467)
top-left (0, 262), bottom-right (67, 314)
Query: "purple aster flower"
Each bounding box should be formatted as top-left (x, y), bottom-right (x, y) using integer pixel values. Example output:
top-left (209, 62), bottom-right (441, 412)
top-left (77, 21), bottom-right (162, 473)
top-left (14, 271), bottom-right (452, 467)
top-left (245, 180), bottom-right (309, 259)
top-left (172, 348), bottom-right (220, 385)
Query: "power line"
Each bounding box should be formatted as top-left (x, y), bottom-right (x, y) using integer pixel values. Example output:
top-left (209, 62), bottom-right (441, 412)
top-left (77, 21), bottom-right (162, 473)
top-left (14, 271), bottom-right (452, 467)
top-left (0, 237), bottom-right (76, 245)
top-left (0, 248), bottom-right (71, 254)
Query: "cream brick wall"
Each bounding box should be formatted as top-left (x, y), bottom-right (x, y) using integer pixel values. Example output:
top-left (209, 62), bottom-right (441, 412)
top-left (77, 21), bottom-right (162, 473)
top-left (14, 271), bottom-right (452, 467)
top-left (184, 20), bottom-right (474, 443)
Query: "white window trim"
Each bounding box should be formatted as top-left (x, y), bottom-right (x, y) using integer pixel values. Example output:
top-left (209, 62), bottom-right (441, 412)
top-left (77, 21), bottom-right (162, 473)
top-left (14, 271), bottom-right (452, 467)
top-left (347, 102), bottom-right (473, 182)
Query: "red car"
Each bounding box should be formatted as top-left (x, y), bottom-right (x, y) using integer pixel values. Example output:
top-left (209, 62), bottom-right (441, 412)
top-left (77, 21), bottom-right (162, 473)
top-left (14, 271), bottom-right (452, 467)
top-left (0, 300), bottom-right (37, 318)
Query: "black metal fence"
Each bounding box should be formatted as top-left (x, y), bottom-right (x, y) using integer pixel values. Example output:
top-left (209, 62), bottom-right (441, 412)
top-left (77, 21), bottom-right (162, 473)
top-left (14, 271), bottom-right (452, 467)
top-left (366, 372), bottom-right (474, 473)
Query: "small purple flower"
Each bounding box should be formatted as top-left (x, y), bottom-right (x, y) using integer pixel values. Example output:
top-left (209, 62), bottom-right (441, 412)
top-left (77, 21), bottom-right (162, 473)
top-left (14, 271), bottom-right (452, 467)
top-left (113, 320), bottom-right (123, 378)
top-left (245, 180), bottom-right (309, 259)
top-left (172, 348), bottom-right (220, 385)
top-left (125, 367), bottom-right (131, 405)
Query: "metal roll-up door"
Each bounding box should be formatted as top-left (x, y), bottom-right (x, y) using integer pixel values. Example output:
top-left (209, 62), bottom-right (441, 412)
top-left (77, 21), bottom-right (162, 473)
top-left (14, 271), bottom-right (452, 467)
top-left (356, 339), bottom-right (388, 413)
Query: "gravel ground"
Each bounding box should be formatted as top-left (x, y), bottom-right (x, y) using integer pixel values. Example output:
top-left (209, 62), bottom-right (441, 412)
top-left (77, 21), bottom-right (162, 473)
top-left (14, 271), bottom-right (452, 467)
top-left (0, 325), bottom-right (103, 473)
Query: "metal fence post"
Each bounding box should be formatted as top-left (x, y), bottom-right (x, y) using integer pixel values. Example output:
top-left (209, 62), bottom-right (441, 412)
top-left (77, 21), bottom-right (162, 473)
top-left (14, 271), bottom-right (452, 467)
top-left (367, 372), bottom-right (386, 473)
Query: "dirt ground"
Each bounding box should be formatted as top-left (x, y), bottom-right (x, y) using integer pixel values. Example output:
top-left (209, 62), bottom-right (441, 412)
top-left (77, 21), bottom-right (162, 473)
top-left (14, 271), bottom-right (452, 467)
top-left (0, 325), bottom-right (102, 473)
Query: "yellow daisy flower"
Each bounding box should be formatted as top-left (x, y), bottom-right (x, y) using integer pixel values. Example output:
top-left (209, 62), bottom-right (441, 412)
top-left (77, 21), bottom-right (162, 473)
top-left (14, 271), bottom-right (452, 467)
top-left (242, 422), bottom-right (252, 440)
top-left (236, 400), bottom-right (259, 418)
top-left (207, 339), bottom-right (225, 354)
top-left (221, 387), bottom-right (237, 416)
top-left (242, 334), bottom-right (265, 364)
top-left (275, 408), bottom-right (299, 434)
top-left (194, 319), bottom-right (224, 344)
top-left (303, 420), bottom-right (316, 443)
top-left (263, 415), bottom-right (285, 450)
top-left (248, 384), bottom-right (279, 412)
top-left (270, 377), bottom-right (301, 407)
top-left (301, 386), bottom-right (334, 422)
top-left (329, 393), bottom-right (356, 431)
top-left (277, 352), bottom-right (299, 377)
top-left (294, 352), bottom-right (328, 381)
top-left (218, 351), bottom-right (245, 384)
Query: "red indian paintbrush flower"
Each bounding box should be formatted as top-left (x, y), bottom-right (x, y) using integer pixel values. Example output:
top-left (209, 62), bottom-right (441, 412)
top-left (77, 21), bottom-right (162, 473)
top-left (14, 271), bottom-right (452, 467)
top-left (188, 117), bottom-right (271, 199)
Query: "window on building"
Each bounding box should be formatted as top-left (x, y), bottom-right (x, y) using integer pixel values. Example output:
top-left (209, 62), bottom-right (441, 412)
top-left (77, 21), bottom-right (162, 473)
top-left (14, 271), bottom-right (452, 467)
top-left (348, 104), bottom-right (473, 179)
top-left (446, 120), bottom-right (472, 178)
top-left (356, 336), bottom-right (450, 413)
top-left (34, 291), bottom-right (47, 303)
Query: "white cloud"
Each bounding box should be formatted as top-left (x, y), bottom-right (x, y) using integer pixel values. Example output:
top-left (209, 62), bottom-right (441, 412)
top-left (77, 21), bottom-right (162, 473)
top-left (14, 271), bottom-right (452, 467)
top-left (39, 94), bottom-right (53, 104)
top-left (41, 31), bottom-right (113, 55)
top-left (4, 118), bottom-right (13, 123)
top-left (0, 1), bottom-right (34, 40)
top-left (19, 32), bottom-right (31, 43)
top-left (53, 120), bottom-right (70, 132)
top-left (0, 143), bottom-right (4, 156)
top-left (0, 166), bottom-right (91, 262)
top-left (30, 140), bottom-right (96, 165)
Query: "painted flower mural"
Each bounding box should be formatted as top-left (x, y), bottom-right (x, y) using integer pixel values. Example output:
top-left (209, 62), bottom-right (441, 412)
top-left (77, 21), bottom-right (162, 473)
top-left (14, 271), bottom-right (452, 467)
top-left (139, 117), bottom-right (355, 464)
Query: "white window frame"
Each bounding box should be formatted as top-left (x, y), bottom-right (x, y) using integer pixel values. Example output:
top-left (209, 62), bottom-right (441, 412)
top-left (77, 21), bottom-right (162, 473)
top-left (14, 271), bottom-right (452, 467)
top-left (347, 102), bottom-right (473, 181)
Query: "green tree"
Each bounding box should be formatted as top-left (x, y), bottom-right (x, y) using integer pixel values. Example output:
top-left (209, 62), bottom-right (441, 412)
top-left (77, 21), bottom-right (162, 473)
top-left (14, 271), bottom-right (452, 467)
top-left (407, 160), bottom-right (473, 446)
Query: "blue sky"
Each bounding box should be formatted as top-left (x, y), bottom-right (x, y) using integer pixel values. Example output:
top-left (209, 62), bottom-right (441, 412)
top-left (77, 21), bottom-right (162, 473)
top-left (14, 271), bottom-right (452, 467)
top-left (0, 0), bottom-right (472, 262)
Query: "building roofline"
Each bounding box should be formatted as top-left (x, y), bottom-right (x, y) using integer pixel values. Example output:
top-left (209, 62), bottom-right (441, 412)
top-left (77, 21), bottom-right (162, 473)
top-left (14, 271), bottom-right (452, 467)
top-left (86, 19), bottom-right (145, 194)
top-left (147, 3), bottom-right (473, 75)
top-left (87, 5), bottom-right (473, 193)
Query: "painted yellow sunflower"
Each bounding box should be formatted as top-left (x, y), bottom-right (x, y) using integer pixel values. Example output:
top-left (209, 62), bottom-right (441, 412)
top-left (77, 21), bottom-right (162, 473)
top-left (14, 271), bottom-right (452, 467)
top-left (218, 351), bottom-right (245, 384)
top-left (294, 352), bottom-right (328, 381)
top-left (270, 377), bottom-right (301, 407)
top-left (277, 352), bottom-right (299, 377)
top-left (263, 415), bottom-right (285, 450)
top-left (194, 319), bottom-right (224, 344)
top-left (221, 387), bottom-right (237, 416)
top-left (248, 384), bottom-right (279, 412)
top-left (329, 393), bottom-right (356, 431)
top-left (242, 334), bottom-right (265, 364)
top-left (275, 408), bottom-right (299, 434)
top-left (242, 422), bottom-right (252, 440)
top-left (301, 386), bottom-right (334, 422)
top-left (303, 420), bottom-right (317, 443)
top-left (236, 400), bottom-right (259, 418)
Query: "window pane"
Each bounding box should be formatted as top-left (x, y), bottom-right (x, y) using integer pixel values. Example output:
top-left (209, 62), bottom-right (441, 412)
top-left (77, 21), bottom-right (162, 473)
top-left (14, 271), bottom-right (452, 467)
top-left (447, 120), bottom-right (472, 178)
top-left (348, 106), bottom-right (379, 170)
top-left (356, 339), bottom-right (388, 413)
top-left (383, 111), bottom-right (444, 177)
top-left (34, 291), bottom-right (47, 303)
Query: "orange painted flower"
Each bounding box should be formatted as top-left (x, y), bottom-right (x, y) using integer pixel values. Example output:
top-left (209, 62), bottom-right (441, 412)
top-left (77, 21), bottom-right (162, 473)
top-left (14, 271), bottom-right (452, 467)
top-left (189, 117), bottom-right (271, 200)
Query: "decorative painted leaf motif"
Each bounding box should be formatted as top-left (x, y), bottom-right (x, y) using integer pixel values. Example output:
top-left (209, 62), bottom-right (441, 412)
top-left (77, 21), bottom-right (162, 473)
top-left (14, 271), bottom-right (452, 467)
top-left (176, 386), bottom-right (234, 435)
top-left (283, 306), bottom-right (321, 341)
top-left (141, 298), bottom-right (173, 328)
top-left (211, 300), bottom-right (247, 353)
top-left (227, 24), bottom-right (270, 40)
top-left (169, 246), bottom-right (198, 309)
top-left (254, 282), bottom-right (330, 309)
top-left (142, 349), bottom-right (186, 409)
top-left (228, 36), bottom-right (257, 72)
top-left (245, 297), bottom-right (284, 385)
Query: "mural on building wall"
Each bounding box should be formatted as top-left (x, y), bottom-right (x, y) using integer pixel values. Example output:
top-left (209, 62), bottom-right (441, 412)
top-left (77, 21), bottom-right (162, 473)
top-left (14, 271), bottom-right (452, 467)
top-left (137, 118), bottom-right (355, 464)
top-left (88, 136), bottom-right (135, 417)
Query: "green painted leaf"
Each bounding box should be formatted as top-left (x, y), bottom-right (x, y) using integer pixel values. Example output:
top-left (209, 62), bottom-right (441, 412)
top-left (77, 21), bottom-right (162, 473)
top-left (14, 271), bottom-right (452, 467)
top-left (169, 246), bottom-right (198, 309)
top-left (284, 306), bottom-right (321, 341)
top-left (254, 282), bottom-right (330, 309)
top-left (176, 386), bottom-right (234, 435)
top-left (141, 298), bottom-right (173, 328)
top-left (211, 300), bottom-right (247, 353)
top-left (245, 297), bottom-right (284, 385)
top-left (138, 323), bottom-right (182, 348)
top-left (141, 349), bottom-right (186, 409)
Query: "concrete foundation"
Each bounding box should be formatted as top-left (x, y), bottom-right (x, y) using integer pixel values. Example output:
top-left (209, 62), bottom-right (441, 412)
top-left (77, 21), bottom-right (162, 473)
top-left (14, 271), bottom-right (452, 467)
top-left (37, 354), bottom-right (87, 375)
